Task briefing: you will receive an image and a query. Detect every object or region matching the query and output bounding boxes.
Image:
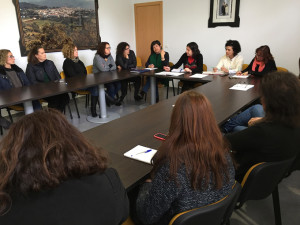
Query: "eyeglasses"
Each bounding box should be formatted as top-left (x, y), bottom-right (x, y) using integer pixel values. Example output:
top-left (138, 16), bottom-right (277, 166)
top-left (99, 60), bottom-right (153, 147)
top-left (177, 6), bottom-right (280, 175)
top-left (8, 55), bottom-right (15, 58)
top-left (105, 47), bottom-right (111, 50)
top-left (125, 47), bottom-right (130, 50)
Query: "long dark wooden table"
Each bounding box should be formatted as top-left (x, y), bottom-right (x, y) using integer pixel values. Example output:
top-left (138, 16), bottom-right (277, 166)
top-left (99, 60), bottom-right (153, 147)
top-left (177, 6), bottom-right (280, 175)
top-left (0, 70), bottom-right (139, 119)
top-left (83, 75), bottom-right (261, 190)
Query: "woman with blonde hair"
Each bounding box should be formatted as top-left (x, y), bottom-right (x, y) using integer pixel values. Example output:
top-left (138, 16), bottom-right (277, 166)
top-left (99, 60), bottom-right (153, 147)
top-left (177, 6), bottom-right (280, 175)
top-left (62, 41), bottom-right (99, 117)
top-left (136, 91), bottom-right (235, 225)
top-left (0, 109), bottom-right (129, 224)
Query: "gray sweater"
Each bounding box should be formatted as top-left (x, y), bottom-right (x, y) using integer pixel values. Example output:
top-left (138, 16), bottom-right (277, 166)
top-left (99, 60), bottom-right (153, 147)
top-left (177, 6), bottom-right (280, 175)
top-left (93, 54), bottom-right (116, 73)
top-left (136, 156), bottom-right (235, 225)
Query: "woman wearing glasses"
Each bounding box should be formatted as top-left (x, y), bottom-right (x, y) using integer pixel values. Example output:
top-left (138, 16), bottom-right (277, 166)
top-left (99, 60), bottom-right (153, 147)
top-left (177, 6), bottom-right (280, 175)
top-left (93, 42), bottom-right (121, 106)
top-left (0, 49), bottom-right (41, 129)
top-left (237, 45), bottom-right (277, 77)
top-left (116, 42), bottom-right (142, 103)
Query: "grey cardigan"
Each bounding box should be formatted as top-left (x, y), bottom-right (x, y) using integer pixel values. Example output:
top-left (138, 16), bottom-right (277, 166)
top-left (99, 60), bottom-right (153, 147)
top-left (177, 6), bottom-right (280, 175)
top-left (93, 54), bottom-right (116, 73)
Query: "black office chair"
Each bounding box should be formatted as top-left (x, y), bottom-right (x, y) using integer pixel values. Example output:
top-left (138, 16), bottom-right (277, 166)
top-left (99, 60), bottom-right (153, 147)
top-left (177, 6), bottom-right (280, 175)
top-left (169, 181), bottom-right (241, 225)
top-left (236, 157), bottom-right (296, 225)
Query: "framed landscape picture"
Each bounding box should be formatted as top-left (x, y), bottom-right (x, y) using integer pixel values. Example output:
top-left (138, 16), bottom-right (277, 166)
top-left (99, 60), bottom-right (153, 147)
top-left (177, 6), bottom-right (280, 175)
top-left (208, 0), bottom-right (240, 28)
top-left (13, 0), bottom-right (101, 56)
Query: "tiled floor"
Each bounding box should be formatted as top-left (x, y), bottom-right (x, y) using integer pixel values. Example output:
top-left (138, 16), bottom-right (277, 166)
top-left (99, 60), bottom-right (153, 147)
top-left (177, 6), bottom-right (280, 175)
top-left (1, 84), bottom-right (299, 225)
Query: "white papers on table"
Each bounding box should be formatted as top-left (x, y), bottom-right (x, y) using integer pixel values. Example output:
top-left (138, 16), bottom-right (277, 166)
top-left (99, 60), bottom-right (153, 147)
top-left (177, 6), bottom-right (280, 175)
top-left (229, 84), bottom-right (254, 91)
top-left (145, 68), bottom-right (157, 70)
top-left (155, 72), bottom-right (184, 76)
top-left (203, 71), bottom-right (225, 75)
top-left (190, 74), bottom-right (208, 79)
top-left (171, 68), bottom-right (184, 73)
top-left (124, 145), bottom-right (157, 164)
top-left (230, 75), bottom-right (250, 78)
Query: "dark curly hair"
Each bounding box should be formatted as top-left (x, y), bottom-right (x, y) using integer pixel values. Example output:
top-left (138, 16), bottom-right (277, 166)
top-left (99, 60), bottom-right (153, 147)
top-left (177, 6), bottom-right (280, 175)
top-left (27, 45), bottom-right (43, 65)
top-left (116, 42), bottom-right (129, 57)
top-left (96, 42), bottom-right (110, 58)
top-left (225, 40), bottom-right (241, 56)
top-left (0, 109), bottom-right (108, 215)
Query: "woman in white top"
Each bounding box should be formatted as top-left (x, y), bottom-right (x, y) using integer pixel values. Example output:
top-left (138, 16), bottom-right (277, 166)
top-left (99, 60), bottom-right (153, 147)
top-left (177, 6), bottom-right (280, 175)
top-left (213, 40), bottom-right (243, 74)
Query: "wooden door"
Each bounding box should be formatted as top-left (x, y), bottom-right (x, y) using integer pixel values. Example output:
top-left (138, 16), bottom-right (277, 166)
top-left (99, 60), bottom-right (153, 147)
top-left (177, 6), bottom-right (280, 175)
top-left (134, 1), bottom-right (163, 67)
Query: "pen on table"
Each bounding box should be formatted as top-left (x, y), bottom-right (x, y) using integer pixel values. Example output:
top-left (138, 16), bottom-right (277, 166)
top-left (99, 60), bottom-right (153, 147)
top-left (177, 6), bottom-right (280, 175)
top-left (131, 149), bottom-right (152, 157)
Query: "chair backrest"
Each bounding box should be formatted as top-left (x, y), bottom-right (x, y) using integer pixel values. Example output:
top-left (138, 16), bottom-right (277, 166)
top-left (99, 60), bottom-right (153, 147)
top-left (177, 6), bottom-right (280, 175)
top-left (203, 64), bottom-right (207, 71)
top-left (169, 182), bottom-right (241, 225)
top-left (60, 71), bottom-right (65, 79)
top-left (169, 62), bottom-right (174, 67)
top-left (237, 157), bottom-right (295, 207)
top-left (276, 66), bottom-right (288, 72)
top-left (136, 56), bottom-right (142, 67)
top-left (242, 64), bottom-right (248, 71)
top-left (86, 65), bottom-right (93, 74)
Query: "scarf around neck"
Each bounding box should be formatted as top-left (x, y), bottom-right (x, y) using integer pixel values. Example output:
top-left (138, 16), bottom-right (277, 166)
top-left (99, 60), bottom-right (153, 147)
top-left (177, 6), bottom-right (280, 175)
top-left (252, 58), bottom-right (265, 72)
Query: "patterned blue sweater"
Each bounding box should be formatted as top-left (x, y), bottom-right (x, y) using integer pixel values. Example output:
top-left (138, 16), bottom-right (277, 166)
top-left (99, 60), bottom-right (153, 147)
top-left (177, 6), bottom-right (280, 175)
top-left (136, 156), bottom-right (235, 225)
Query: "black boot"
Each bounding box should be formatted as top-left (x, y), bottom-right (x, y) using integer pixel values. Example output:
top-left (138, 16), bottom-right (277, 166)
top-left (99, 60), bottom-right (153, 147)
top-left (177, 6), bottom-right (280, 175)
top-left (90, 96), bottom-right (98, 117)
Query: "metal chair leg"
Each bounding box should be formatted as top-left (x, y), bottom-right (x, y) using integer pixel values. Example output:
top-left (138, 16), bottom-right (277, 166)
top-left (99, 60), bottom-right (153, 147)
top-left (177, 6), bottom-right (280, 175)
top-left (166, 81), bottom-right (169, 99)
top-left (72, 95), bottom-right (80, 118)
top-left (6, 108), bottom-right (13, 123)
top-left (272, 186), bottom-right (282, 225)
top-left (172, 79), bottom-right (175, 96)
top-left (67, 104), bottom-right (73, 119)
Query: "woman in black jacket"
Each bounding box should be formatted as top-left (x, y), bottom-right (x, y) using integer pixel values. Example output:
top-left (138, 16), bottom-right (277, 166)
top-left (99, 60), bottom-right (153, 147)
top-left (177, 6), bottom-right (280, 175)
top-left (62, 42), bottom-right (99, 117)
top-left (26, 46), bottom-right (69, 112)
top-left (237, 45), bottom-right (277, 77)
top-left (0, 109), bottom-right (129, 224)
top-left (116, 42), bottom-right (142, 103)
top-left (165, 42), bottom-right (203, 92)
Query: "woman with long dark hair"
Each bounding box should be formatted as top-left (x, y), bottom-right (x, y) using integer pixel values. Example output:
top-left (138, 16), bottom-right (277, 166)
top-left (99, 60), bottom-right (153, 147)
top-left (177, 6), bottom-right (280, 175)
top-left (0, 109), bottom-right (129, 224)
top-left (136, 91), bottom-right (235, 225)
top-left (116, 42), bottom-right (142, 102)
top-left (226, 71), bottom-right (300, 180)
top-left (165, 42), bottom-right (203, 92)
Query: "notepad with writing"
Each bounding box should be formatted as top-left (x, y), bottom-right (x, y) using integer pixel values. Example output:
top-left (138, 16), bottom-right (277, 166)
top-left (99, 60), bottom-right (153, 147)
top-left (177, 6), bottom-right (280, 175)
top-left (124, 145), bottom-right (157, 164)
top-left (190, 74), bottom-right (208, 79)
top-left (155, 72), bottom-right (184, 76)
top-left (229, 84), bottom-right (254, 91)
top-left (230, 74), bottom-right (250, 78)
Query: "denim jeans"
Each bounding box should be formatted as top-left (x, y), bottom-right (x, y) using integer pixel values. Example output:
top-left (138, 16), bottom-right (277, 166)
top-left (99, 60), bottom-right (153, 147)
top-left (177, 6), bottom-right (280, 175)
top-left (86, 86), bottom-right (99, 97)
top-left (142, 77), bottom-right (159, 97)
top-left (105, 81), bottom-right (121, 99)
top-left (222, 104), bottom-right (265, 133)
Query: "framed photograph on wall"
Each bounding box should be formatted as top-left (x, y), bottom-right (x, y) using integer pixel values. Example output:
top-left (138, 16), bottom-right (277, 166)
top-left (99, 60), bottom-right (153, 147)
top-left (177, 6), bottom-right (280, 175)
top-left (12, 0), bottom-right (101, 56)
top-left (208, 0), bottom-right (240, 28)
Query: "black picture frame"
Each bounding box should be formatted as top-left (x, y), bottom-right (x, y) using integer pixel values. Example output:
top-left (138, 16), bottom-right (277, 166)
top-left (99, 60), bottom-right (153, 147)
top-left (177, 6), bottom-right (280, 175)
top-left (208, 0), bottom-right (240, 28)
top-left (12, 0), bottom-right (101, 56)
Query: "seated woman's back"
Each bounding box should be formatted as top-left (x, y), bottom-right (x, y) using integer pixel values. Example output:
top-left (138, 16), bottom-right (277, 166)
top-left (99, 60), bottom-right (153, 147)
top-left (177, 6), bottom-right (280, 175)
top-left (136, 91), bottom-right (235, 225)
top-left (0, 109), bottom-right (128, 225)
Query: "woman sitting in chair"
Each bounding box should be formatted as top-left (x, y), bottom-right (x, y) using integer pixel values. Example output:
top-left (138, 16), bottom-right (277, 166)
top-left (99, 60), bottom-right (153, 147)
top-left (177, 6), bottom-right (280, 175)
top-left (0, 109), bottom-right (129, 224)
top-left (140, 40), bottom-right (169, 102)
top-left (26, 46), bottom-right (69, 112)
top-left (213, 40), bottom-right (243, 74)
top-left (93, 42), bottom-right (121, 106)
top-left (62, 41), bottom-right (99, 117)
top-left (225, 71), bottom-right (300, 181)
top-left (136, 91), bottom-right (235, 225)
top-left (165, 42), bottom-right (203, 92)
top-left (116, 42), bottom-right (142, 103)
top-left (237, 45), bottom-right (277, 77)
top-left (0, 49), bottom-right (41, 129)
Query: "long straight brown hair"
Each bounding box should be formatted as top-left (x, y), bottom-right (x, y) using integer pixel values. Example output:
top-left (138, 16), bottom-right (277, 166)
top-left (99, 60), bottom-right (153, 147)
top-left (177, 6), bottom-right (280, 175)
top-left (0, 109), bottom-right (108, 215)
top-left (152, 91), bottom-right (229, 190)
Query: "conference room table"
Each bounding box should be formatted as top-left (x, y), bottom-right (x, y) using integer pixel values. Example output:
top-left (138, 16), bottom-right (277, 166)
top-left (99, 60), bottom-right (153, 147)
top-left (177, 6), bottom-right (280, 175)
top-left (0, 70), bottom-right (138, 122)
top-left (83, 75), bottom-right (261, 191)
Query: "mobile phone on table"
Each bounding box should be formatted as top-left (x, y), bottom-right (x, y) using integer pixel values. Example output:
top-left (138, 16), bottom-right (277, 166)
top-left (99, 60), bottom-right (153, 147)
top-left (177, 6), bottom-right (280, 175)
top-left (154, 133), bottom-right (167, 141)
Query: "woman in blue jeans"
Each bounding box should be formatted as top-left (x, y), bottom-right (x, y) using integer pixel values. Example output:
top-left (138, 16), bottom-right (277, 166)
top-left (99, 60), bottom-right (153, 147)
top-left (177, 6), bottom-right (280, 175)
top-left (222, 104), bottom-right (265, 133)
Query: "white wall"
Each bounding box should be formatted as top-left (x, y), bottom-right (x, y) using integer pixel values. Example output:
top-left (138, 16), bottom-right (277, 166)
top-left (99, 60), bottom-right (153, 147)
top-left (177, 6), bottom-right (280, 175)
top-left (132, 0), bottom-right (300, 74)
top-left (1, 0), bottom-right (299, 74)
top-left (0, 0), bottom-right (134, 72)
